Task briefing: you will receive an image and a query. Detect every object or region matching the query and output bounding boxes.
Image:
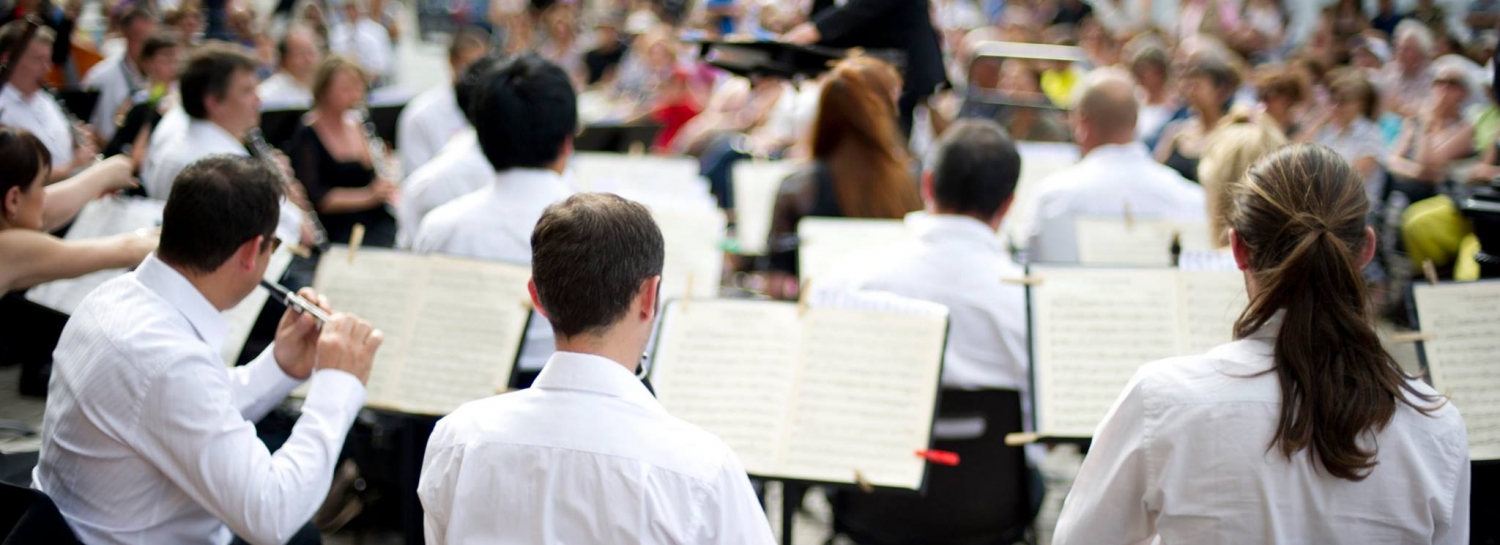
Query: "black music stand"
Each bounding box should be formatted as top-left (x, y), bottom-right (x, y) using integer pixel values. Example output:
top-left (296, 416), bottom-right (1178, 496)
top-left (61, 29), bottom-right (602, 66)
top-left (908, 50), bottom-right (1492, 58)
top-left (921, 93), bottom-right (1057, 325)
top-left (574, 122), bottom-right (663, 153)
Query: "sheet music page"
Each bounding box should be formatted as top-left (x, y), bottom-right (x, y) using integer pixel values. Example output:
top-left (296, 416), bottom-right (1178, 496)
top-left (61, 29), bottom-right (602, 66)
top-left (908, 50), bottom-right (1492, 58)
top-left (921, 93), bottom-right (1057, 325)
top-left (1414, 282), bottom-right (1500, 461)
top-left (999, 142), bottom-right (1080, 247)
top-left (1032, 267), bottom-right (1182, 437)
top-left (391, 254), bottom-right (532, 415)
top-left (312, 247), bottom-right (429, 407)
top-left (732, 160), bottom-right (799, 256)
top-left (778, 290), bottom-right (948, 490)
top-left (570, 153), bottom-right (701, 194)
top-left (1177, 270), bottom-right (1249, 356)
top-left (1073, 217), bottom-right (1206, 267)
top-left (219, 246), bottom-right (296, 366)
top-left (652, 208), bottom-right (727, 302)
top-left (26, 197), bottom-right (164, 314)
top-left (650, 300), bottom-right (804, 475)
top-left (796, 218), bottom-right (911, 283)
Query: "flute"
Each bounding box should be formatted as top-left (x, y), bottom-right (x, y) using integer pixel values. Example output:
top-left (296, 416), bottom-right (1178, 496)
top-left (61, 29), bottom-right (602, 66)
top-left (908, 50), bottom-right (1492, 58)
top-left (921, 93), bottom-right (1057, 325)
top-left (260, 278), bottom-right (332, 323)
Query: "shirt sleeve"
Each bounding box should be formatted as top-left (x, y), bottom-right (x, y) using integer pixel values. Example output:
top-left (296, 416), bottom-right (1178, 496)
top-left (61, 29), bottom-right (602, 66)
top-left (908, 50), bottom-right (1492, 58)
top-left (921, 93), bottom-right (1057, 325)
top-left (699, 452), bottom-right (775, 544)
top-left (1434, 426), bottom-right (1471, 545)
top-left (136, 358), bottom-right (364, 545)
top-left (1051, 368), bottom-right (1158, 545)
top-left (224, 345), bottom-right (304, 422)
top-left (417, 422), bottom-right (460, 545)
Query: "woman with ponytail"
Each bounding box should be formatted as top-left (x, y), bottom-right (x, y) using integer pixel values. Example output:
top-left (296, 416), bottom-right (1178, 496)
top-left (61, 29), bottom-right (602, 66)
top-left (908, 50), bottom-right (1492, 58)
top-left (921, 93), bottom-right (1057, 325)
top-left (1053, 144), bottom-right (1470, 544)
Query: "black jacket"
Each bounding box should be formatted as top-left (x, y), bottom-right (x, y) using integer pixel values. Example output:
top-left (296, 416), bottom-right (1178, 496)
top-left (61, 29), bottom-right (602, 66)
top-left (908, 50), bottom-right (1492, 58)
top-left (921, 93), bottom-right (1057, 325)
top-left (810, 0), bottom-right (947, 98)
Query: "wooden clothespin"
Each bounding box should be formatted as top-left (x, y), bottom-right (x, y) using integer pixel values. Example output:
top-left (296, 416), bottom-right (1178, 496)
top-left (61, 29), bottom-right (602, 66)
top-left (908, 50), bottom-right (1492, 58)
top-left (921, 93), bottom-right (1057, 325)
top-left (1388, 331), bottom-right (1435, 344)
top-left (347, 223), bottom-right (366, 264)
top-left (1004, 432), bottom-right (1041, 447)
top-left (852, 469), bottom-right (875, 494)
top-left (796, 278), bottom-right (812, 317)
top-left (1422, 259), bottom-right (1440, 286)
top-left (287, 244), bottom-right (311, 259)
top-left (1001, 276), bottom-right (1044, 286)
top-left (1123, 201), bottom-right (1135, 230)
top-left (628, 141), bottom-right (646, 157)
top-left (520, 297), bottom-right (534, 311)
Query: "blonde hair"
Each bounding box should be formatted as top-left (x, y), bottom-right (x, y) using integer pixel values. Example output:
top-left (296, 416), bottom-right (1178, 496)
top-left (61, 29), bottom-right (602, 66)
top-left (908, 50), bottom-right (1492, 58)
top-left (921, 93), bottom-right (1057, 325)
top-left (312, 55), bottom-right (367, 106)
top-left (1198, 110), bottom-right (1288, 248)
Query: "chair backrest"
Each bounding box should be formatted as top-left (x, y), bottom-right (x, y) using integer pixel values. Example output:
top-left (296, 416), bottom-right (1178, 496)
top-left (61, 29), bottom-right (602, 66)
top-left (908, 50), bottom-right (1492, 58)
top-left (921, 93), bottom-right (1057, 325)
top-left (833, 388), bottom-right (1033, 545)
top-left (0, 483), bottom-right (82, 545)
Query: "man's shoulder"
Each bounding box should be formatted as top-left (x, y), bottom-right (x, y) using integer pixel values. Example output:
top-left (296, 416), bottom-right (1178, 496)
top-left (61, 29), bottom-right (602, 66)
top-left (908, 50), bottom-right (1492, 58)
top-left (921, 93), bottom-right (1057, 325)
top-left (412, 189), bottom-right (492, 247)
top-left (81, 58), bottom-right (120, 86)
top-left (64, 276), bottom-right (202, 371)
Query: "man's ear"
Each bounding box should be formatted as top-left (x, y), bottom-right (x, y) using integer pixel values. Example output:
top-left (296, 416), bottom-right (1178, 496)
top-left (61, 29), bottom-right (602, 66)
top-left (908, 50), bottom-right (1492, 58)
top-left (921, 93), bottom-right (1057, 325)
top-left (638, 275), bottom-right (662, 322)
top-left (527, 278), bottom-right (548, 319)
top-left (990, 194), bottom-right (1016, 227)
top-left (233, 235), bottom-right (264, 272)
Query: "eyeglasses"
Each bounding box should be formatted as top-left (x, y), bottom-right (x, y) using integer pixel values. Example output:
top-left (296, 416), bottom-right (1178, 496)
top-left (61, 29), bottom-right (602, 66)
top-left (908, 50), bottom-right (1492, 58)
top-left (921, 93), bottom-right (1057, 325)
top-left (1434, 78), bottom-right (1465, 87)
top-left (268, 235), bottom-right (282, 253)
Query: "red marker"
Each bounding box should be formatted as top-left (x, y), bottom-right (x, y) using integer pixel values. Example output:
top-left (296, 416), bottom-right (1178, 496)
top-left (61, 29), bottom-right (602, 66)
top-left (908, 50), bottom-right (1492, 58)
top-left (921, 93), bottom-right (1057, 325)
top-left (915, 449), bottom-right (960, 466)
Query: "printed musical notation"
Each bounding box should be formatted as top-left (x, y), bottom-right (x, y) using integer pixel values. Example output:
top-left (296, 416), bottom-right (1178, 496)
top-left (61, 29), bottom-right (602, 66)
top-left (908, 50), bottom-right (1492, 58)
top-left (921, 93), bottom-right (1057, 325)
top-left (1414, 282), bottom-right (1500, 461)
top-left (26, 197), bottom-right (164, 314)
top-left (649, 292), bottom-right (949, 490)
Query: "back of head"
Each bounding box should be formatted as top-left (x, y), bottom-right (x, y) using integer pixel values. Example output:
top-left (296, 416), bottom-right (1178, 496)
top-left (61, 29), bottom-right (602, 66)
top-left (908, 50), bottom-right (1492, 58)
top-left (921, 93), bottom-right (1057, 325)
top-left (449, 26), bottom-right (490, 66)
top-left (929, 119), bottom-right (1021, 221)
top-left (1230, 144), bottom-right (1440, 481)
top-left (159, 156), bottom-right (285, 274)
top-left (141, 31), bottom-right (182, 61)
top-left (455, 54), bottom-right (502, 126)
top-left (0, 127), bottom-right (51, 197)
top-left (530, 193), bottom-right (664, 338)
top-left (810, 56), bottom-right (919, 219)
top-left (472, 53), bottom-right (578, 171)
top-left (179, 42), bottom-right (259, 119)
top-left (1198, 111), bottom-right (1287, 248)
top-left (1072, 67), bottom-right (1139, 140)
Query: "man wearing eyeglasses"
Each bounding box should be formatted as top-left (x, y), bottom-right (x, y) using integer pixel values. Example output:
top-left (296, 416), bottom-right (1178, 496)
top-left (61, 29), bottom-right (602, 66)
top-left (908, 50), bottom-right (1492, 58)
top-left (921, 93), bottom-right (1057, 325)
top-left (33, 155), bottom-right (384, 545)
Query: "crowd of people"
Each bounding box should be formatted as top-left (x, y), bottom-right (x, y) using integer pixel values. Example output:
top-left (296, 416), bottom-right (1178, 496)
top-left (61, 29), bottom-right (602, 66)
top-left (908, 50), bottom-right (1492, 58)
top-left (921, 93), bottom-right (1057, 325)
top-left (0, 0), bottom-right (1494, 543)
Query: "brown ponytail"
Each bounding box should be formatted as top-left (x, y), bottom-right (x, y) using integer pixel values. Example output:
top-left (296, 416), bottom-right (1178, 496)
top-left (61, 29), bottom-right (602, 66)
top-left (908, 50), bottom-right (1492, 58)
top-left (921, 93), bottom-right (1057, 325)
top-left (1229, 144), bottom-right (1442, 482)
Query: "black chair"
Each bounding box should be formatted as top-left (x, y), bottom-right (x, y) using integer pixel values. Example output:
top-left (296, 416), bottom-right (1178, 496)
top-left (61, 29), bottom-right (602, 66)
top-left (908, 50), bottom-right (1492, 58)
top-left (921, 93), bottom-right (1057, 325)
top-left (830, 388), bottom-right (1034, 545)
top-left (0, 483), bottom-right (83, 544)
top-left (0, 292), bottom-right (71, 396)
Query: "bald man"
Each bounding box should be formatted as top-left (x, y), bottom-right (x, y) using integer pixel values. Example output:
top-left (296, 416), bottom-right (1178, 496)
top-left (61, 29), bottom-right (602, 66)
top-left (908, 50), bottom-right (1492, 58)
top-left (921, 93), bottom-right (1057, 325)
top-left (1024, 68), bottom-right (1206, 264)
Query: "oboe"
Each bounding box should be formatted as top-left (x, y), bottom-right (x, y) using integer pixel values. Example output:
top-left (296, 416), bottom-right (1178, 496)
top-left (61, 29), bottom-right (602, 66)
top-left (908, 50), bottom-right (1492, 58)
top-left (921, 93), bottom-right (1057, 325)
top-left (246, 127), bottom-right (329, 249)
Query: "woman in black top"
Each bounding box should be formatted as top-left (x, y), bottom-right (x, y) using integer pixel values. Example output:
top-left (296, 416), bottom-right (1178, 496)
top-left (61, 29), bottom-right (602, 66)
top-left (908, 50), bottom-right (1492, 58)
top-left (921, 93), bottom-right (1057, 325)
top-left (289, 55), bottom-right (397, 247)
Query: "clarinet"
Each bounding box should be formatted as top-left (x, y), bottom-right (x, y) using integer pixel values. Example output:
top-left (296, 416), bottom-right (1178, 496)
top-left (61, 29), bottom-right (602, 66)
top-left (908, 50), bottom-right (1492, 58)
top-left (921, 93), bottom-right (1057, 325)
top-left (355, 105), bottom-right (399, 216)
top-left (246, 127), bottom-right (330, 250)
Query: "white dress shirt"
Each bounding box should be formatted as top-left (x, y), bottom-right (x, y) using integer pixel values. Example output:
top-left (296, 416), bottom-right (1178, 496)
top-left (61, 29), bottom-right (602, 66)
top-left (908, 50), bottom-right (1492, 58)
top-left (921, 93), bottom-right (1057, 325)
top-left (329, 18), bottom-right (393, 79)
top-left (0, 84), bottom-right (75, 169)
top-left (396, 85), bottom-right (466, 175)
top-left (1053, 327), bottom-right (1471, 545)
top-left (33, 255), bottom-right (366, 545)
top-left (413, 168), bottom-right (573, 371)
top-left (1025, 142), bottom-right (1206, 264)
top-left (82, 54), bottom-right (145, 141)
top-left (257, 72), bottom-right (314, 110)
top-left (418, 351), bottom-right (775, 544)
top-left (142, 118), bottom-right (305, 243)
top-left (150, 104), bottom-right (190, 151)
top-left (395, 129), bottom-right (490, 248)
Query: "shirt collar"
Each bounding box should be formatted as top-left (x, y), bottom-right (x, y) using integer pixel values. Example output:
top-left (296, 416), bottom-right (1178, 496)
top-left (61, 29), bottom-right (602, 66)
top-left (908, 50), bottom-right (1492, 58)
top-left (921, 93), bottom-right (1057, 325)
top-left (187, 119), bottom-right (247, 154)
top-left (134, 254), bottom-right (231, 351)
top-left (1080, 141), bottom-right (1151, 163)
top-left (0, 84), bottom-right (37, 104)
top-left (531, 351), bottom-right (663, 412)
top-left (497, 167), bottom-right (572, 196)
top-left (904, 211), bottom-right (1004, 252)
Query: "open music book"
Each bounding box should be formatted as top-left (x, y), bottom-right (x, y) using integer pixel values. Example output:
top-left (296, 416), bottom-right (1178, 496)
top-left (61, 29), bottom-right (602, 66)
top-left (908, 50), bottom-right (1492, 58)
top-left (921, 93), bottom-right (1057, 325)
top-left (649, 291), bottom-right (950, 490)
top-left (1029, 266), bottom-right (1248, 438)
top-left (796, 217), bottom-right (910, 283)
top-left (26, 197), bottom-right (164, 314)
top-left (1073, 217), bottom-right (1214, 266)
top-left (310, 246), bottom-right (533, 416)
top-left (1413, 280), bottom-right (1500, 461)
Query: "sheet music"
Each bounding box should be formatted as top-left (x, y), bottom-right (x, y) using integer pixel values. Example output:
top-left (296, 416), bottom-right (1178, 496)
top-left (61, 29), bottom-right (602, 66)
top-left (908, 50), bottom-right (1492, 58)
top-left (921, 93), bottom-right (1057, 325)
top-left (999, 142), bottom-right (1080, 248)
top-left (1177, 270), bottom-right (1249, 356)
top-left (1031, 268), bottom-right (1182, 437)
top-left (1414, 282), bottom-right (1500, 461)
top-left (219, 246), bottom-right (296, 365)
top-left (732, 160), bottom-right (799, 256)
top-left (570, 153), bottom-right (703, 194)
top-left (650, 293), bottom-right (948, 489)
top-left (652, 208), bottom-right (727, 302)
top-left (796, 218), bottom-right (911, 283)
top-left (312, 247), bottom-right (532, 415)
top-left (651, 300), bottom-right (804, 474)
top-left (1073, 217), bottom-right (1213, 267)
top-left (26, 197), bottom-right (164, 314)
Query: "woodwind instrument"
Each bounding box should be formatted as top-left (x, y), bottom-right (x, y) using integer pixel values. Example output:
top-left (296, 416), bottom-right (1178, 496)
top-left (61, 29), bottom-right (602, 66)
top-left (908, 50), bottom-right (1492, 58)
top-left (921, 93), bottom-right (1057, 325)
top-left (246, 127), bottom-right (330, 250)
top-left (355, 104), bottom-right (399, 215)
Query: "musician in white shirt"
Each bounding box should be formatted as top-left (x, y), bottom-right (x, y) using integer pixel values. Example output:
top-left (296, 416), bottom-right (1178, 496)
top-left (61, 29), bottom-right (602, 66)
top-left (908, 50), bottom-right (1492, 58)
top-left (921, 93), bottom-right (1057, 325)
top-left (34, 155), bottom-right (384, 545)
top-left (257, 25), bottom-right (322, 110)
top-left (143, 44), bottom-right (309, 245)
top-left (1025, 68), bottom-right (1205, 264)
top-left (328, 0), bottom-right (393, 83)
top-left (414, 53), bottom-right (576, 373)
top-left (418, 192), bottom-right (774, 544)
top-left (81, 5), bottom-right (155, 141)
top-left (395, 28), bottom-right (488, 175)
top-left (0, 22), bottom-right (94, 181)
top-left (395, 54), bottom-right (496, 248)
top-left (1053, 144), bottom-right (1470, 545)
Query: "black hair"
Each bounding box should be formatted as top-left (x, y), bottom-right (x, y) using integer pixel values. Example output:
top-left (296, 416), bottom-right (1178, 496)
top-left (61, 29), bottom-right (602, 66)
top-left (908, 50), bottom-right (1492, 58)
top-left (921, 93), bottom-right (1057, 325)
top-left (179, 42), bottom-right (259, 119)
top-left (141, 31), bottom-right (181, 61)
top-left (158, 155), bottom-right (285, 273)
top-left (0, 127), bottom-right (51, 197)
top-left (472, 53), bottom-right (577, 171)
top-left (531, 193), bottom-right (664, 338)
top-left (456, 54), bottom-right (503, 126)
top-left (930, 119), bottom-right (1021, 220)
top-left (449, 26), bottom-right (490, 65)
